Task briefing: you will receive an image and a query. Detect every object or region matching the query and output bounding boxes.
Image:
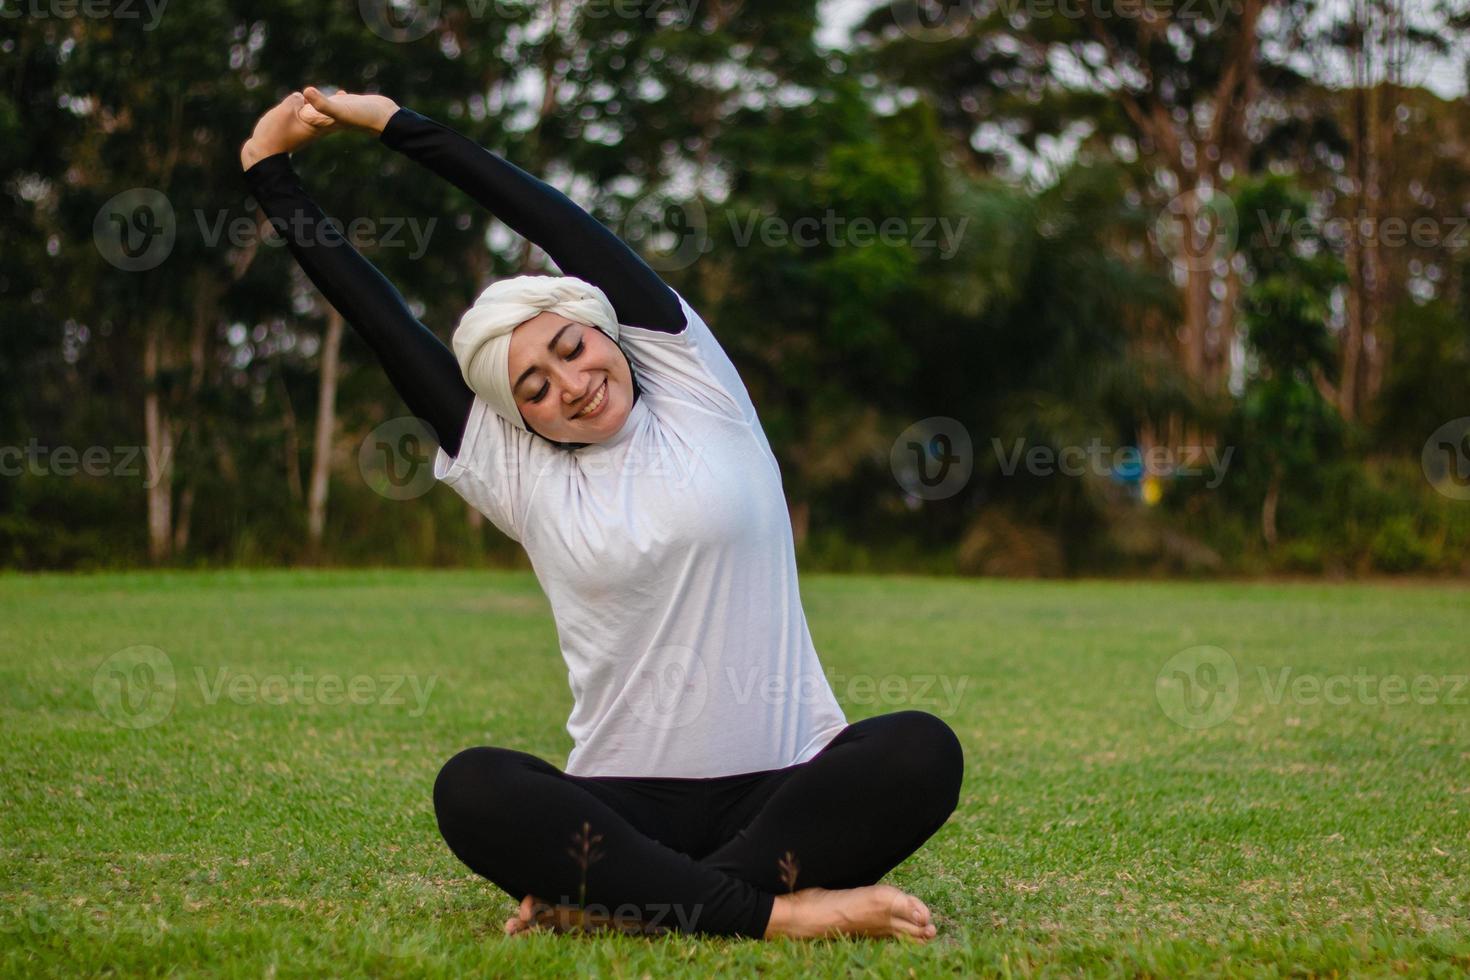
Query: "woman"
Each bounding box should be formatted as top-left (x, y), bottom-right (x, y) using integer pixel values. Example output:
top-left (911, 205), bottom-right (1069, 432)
top-left (239, 89), bottom-right (964, 941)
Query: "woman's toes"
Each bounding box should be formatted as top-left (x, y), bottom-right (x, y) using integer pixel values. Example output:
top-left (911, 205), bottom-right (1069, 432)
top-left (893, 913), bottom-right (931, 941)
top-left (881, 888), bottom-right (935, 939)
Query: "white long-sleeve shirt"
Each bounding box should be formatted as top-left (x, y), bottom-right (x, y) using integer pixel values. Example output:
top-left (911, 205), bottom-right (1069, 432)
top-left (433, 291), bottom-right (847, 777)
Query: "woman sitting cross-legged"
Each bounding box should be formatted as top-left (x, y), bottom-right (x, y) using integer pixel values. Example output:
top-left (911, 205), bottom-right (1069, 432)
top-left (238, 88), bottom-right (964, 941)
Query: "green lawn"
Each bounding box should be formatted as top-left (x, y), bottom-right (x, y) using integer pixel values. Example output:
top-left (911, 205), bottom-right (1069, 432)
top-left (2, 570), bottom-right (1468, 977)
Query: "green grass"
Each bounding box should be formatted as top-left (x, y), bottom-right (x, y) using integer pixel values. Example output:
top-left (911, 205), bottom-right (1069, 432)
top-left (3, 570), bottom-right (1468, 977)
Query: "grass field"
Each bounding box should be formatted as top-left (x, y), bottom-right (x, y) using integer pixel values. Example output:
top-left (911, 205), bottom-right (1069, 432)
top-left (2, 570), bottom-right (1468, 977)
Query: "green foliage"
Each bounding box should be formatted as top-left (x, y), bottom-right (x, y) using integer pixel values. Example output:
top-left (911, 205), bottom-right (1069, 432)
top-left (1374, 297), bottom-right (1470, 452)
top-left (1, 6), bottom-right (1466, 576)
top-left (1233, 175), bottom-right (1345, 383)
top-left (1239, 376), bottom-right (1344, 477)
top-left (1370, 513), bottom-right (1442, 573)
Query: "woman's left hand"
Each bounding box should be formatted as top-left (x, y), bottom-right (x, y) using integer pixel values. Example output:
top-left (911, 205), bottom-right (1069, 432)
top-left (240, 92), bottom-right (332, 170)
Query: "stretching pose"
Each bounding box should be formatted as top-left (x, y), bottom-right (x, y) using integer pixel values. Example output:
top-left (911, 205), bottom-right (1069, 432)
top-left (239, 89), bottom-right (963, 941)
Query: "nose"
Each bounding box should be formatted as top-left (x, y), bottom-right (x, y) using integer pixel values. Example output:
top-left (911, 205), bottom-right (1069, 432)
top-left (551, 361), bottom-right (589, 405)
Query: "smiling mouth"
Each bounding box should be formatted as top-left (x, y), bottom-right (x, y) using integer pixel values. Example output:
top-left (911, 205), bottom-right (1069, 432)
top-left (571, 378), bottom-right (609, 420)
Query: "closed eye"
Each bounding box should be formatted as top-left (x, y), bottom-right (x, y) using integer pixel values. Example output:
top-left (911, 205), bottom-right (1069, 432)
top-left (528, 340), bottom-right (586, 403)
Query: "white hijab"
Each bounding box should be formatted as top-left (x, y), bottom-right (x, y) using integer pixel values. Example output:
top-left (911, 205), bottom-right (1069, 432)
top-left (452, 275), bottom-right (622, 432)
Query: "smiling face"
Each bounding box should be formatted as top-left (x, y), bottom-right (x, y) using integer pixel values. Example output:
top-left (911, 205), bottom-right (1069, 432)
top-left (507, 310), bottom-right (634, 444)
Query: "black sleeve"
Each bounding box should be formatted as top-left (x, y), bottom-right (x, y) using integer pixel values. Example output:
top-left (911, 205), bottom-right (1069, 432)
top-left (241, 152), bottom-right (474, 457)
top-left (379, 107), bottom-right (687, 334)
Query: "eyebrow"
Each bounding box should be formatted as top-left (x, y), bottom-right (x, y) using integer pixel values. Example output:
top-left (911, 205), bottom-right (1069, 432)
top-left (513, 323), bottom-right (575, 395)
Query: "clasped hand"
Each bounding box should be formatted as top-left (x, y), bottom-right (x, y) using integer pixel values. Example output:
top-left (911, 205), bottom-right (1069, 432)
top-left (240, 87), bottom-right (399, 170)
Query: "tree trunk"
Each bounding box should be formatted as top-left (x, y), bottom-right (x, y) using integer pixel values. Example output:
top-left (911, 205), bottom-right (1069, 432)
top-left (277, 374), bottom-right (304, 503)
top-left (306, 308), bottom-right (345, 559)
top-left (1261, 466), bottom-right (1281, 548)
top-left (1342, 229), bottom-right (1364, 421)
top-left (1358, 78), bottom-right (1384, 421)
top-left (1175, 182), bottom-right (1213, 385)
top-left (168, 275), bottom-right (215, 562)
top-left (1341, 0), bottom-right (1386, 422)
top-left (1183, 257), bottom-right (1210, 383)
top-left (143, 320), bottom-right (174, 563)
top-left (516, 0), bottom-right (563, 274)
top-left (172, 485), bottom-right (194, 554)
top-left (1218, 259), bottom-right (1242, 392)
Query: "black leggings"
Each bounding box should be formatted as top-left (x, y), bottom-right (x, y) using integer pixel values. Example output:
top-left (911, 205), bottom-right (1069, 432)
top-left (432, 710), bottom-right (964, 938)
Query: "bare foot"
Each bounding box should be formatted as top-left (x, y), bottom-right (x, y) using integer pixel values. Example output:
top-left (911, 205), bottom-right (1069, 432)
top-left (764, 884), bottom-right (937, 941)
top-left (502, 894), bottom-right (668, 937)
top-left (503, 895), bottom-right (538, 936)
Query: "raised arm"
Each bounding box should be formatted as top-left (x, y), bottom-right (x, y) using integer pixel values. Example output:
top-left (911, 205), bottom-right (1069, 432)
top-left (240, 94), bottom-right (473, 456)
top-left (301, 87), bottom-right (686, 334)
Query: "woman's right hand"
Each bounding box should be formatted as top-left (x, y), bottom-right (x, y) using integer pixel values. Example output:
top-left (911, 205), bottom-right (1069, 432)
top-left (239, 92), bottom-right (333, 171)
top-left (300, 87), bottom-right (400, 136)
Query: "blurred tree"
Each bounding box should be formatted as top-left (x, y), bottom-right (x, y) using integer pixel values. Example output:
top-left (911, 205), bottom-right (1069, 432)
top-left (1, 1), bottom-right (1465, 574)
top-left (857, 0), bottom-right (1289, 394)
top-left (698, 76), bottom-right (937, 544)
top-left (1278, 0), bottom-right (1468, 421)
top-left (1232, 174), bottom-right (1346, 546)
